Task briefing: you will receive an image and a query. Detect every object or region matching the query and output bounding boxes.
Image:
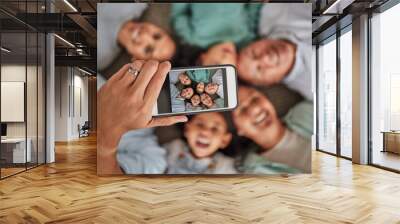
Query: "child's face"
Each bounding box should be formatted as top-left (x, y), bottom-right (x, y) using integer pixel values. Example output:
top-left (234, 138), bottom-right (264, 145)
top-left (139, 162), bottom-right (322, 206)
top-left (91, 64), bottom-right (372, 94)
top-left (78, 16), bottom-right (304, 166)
top-left (181, 87), bottom-right (194, 99)
top-left (185, 113), bottom-right (232, 158)
top-left (237, 39), bottom-right (296, 86)
top-left (232, 86), bottom-right (285, 149)
top-left (196, 82), bottom-right (205, 94)
top-left (200, 42), bottom-right (237, 66)
top-left (179, 73), bottom-right (192, 85)
top-left (200, 93), bottom-right (214, 108)
top-left (191, 94), bottom-right (201, 107)
top-left (118, 21), bottom-right (176, 61)
top-left (205, 83), bottom-right (219, 95)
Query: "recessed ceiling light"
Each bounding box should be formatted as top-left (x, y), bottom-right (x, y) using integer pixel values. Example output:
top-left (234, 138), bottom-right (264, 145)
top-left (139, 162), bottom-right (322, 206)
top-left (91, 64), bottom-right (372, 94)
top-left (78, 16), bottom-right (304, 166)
top-left (77, 67), bottom-right (93, 76)
top-left (1, 47), bottom-right (11, 53)
top-left (54, 34), bottom-right (75, 48)
top-left (63, 0), bottom-right (78, 12)
top-left (322, 0), bottom-right (354, 15)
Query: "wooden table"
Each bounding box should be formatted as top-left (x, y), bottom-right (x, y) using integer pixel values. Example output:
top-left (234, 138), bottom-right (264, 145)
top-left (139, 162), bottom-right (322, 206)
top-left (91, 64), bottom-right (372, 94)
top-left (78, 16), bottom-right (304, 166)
top-left (381, 131), bottom-right (400, 154)
top-left (1, 138), bottom-right (31, 165)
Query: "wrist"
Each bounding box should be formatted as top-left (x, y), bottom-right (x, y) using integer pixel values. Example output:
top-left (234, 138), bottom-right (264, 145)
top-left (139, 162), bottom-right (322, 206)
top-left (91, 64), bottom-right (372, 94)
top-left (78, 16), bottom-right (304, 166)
top-left (98, 119), bottom-right (127, 150)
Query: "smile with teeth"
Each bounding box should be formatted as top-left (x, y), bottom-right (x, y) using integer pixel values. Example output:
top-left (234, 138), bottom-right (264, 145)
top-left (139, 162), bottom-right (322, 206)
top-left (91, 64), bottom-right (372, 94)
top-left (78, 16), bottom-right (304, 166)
top-left (253, 110), bottom-right (271, 126)
top-left (195, 136), bottom-right (211, 149)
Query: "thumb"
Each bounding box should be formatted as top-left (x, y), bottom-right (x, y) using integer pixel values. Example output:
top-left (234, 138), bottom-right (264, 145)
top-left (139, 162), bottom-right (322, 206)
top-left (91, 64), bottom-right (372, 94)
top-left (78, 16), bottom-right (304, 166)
top-left (147, 116), bottom-right (188, 128)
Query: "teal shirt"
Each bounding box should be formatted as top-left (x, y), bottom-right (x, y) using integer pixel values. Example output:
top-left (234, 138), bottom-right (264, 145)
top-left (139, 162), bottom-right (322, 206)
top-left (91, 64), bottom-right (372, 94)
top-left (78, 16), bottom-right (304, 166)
top-left (237, 146), bottom-right (301, 174)
top-left (283, 101), bottom-right (314, 139)
top-left (187, 69), bottom-right (211, 83)
top-left (171, 3), bottom-right (262, 48)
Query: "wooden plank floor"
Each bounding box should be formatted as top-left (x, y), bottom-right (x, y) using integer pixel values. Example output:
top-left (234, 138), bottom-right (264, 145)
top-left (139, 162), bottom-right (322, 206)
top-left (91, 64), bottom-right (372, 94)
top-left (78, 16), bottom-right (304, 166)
top-left (1, 135), bottom-right (400, 224)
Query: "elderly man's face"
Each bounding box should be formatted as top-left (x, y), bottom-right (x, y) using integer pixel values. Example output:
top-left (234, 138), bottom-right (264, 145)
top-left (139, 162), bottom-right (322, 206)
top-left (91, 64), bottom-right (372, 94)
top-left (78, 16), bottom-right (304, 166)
top-left (118, 21), bottom-right (176, 61)
top-left (205, 83), bottom-right (219, 95)
top-left (237, 39), bottom-right (296, 86)
top-left (232, 86), bottom-right (285, 149)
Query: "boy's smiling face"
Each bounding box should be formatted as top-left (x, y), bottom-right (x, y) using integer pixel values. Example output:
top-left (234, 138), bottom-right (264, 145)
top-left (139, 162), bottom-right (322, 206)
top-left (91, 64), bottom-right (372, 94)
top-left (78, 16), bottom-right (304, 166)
top-left (185, 113), bottom-right (232, 158)
top-left (191, 94), bottom-right (201, 107)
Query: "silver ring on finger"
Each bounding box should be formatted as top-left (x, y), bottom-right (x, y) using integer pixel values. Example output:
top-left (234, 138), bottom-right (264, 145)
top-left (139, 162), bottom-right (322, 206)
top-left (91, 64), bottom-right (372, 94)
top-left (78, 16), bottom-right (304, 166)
top-left (128, 64), bottom-right (140, 79)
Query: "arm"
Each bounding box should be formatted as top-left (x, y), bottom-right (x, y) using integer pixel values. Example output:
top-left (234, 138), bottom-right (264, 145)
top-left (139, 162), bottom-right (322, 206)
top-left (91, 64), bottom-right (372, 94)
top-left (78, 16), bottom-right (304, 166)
top-left (212, 69), bottom-right (224, 98)
top-left (117, 129), bottom-right (167, 174)
top-left (170, 84), bottom-right (186, 112)
top-left (97, 60), bottom-right (187, 175)
top-left (283, 101), bottom-right (314, 139)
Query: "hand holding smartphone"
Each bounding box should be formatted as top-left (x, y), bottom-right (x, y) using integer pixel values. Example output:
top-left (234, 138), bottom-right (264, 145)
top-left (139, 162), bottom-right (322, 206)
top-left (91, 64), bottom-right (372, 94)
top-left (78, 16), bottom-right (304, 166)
top-left (152, 65), bottom-right (238, 117)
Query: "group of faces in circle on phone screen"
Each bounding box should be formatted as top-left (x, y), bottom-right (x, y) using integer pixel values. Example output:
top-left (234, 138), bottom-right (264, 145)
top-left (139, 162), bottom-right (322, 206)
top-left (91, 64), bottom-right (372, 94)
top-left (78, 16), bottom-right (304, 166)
top-left (172, 69), bottom-right (225, 112)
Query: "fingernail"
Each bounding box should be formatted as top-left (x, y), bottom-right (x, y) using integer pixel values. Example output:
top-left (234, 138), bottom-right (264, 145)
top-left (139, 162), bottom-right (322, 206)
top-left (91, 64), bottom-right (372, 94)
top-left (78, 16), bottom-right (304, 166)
top-left (162, 61), bottom-right (171, 66)
top-left (178, 116), bottom-right (188, 122)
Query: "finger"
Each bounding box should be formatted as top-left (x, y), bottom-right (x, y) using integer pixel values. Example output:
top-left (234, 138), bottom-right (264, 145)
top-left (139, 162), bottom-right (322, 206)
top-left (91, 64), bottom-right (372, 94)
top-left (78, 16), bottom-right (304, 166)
top-left (120, 60), bottom-right (145, 86)
top-left (108, 63), bottom-right (131, 83)
top-left (132, 60), bottom-right (159, 96)
top-left (143, 61), bottom-right (171, 107)
top-left (147, 116), bottom-right (188, 128)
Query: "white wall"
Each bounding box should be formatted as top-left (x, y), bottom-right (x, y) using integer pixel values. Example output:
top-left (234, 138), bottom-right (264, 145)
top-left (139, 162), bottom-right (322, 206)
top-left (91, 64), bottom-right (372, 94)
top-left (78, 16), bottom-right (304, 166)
top-left (55, 66), bottom-right (69, 141)
top-left (1, 63), bottom-right (46, 164)
top-left (312, 45), bottom-right (316, 150)
top-left (46, 32), bottom-right (55, 163)
top-left (54, 67), bottom-right (89, 141)
top-left (1, 65), bottom-right (40, 138)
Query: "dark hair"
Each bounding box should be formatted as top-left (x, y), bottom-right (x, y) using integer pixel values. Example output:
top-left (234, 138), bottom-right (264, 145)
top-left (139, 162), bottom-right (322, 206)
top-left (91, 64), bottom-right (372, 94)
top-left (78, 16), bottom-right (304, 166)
top-left (171, 42), bottom-right (205, 67)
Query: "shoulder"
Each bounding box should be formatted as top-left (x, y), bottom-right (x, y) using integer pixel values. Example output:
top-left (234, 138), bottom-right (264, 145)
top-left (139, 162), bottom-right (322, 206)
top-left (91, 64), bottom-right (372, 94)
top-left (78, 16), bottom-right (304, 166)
top-left (213, 153), bottom-right (237, 174)
top-left (164, 139), bottom-right (188, 157)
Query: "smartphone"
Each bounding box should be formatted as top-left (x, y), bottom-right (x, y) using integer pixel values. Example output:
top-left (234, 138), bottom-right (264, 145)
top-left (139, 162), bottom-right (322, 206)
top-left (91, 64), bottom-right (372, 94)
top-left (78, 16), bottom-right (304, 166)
top-left (152, 64), bottom-right (238, 117)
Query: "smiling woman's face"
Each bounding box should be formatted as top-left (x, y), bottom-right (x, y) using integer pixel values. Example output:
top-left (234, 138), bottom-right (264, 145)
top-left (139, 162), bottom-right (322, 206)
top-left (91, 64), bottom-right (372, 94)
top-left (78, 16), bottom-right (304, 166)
top-left (237, 39), bottom-right (296, 86)
top-left (232, 86), bottom-right (285, 149)
top-left (118, 21), bottom-right (176, 61)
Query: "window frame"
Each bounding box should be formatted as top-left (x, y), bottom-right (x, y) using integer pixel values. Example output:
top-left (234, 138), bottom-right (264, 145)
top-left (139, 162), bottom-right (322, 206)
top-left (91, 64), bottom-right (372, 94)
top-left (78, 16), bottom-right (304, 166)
top-left (315, 23), bottom-right (353, 160)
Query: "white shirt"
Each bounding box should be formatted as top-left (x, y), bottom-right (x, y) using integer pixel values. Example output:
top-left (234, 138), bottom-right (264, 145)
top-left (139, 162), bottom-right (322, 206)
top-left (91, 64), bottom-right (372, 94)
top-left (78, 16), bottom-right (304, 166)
top-left (258, 3), bottom-right (313, 101)
top-left (261, 128), bottom-right (311, 173)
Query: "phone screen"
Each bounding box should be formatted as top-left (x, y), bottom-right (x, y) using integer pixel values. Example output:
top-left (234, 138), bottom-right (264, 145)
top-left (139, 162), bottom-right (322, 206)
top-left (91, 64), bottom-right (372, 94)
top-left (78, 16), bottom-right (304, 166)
top-left (156, 67), bottom-right (229, 115)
